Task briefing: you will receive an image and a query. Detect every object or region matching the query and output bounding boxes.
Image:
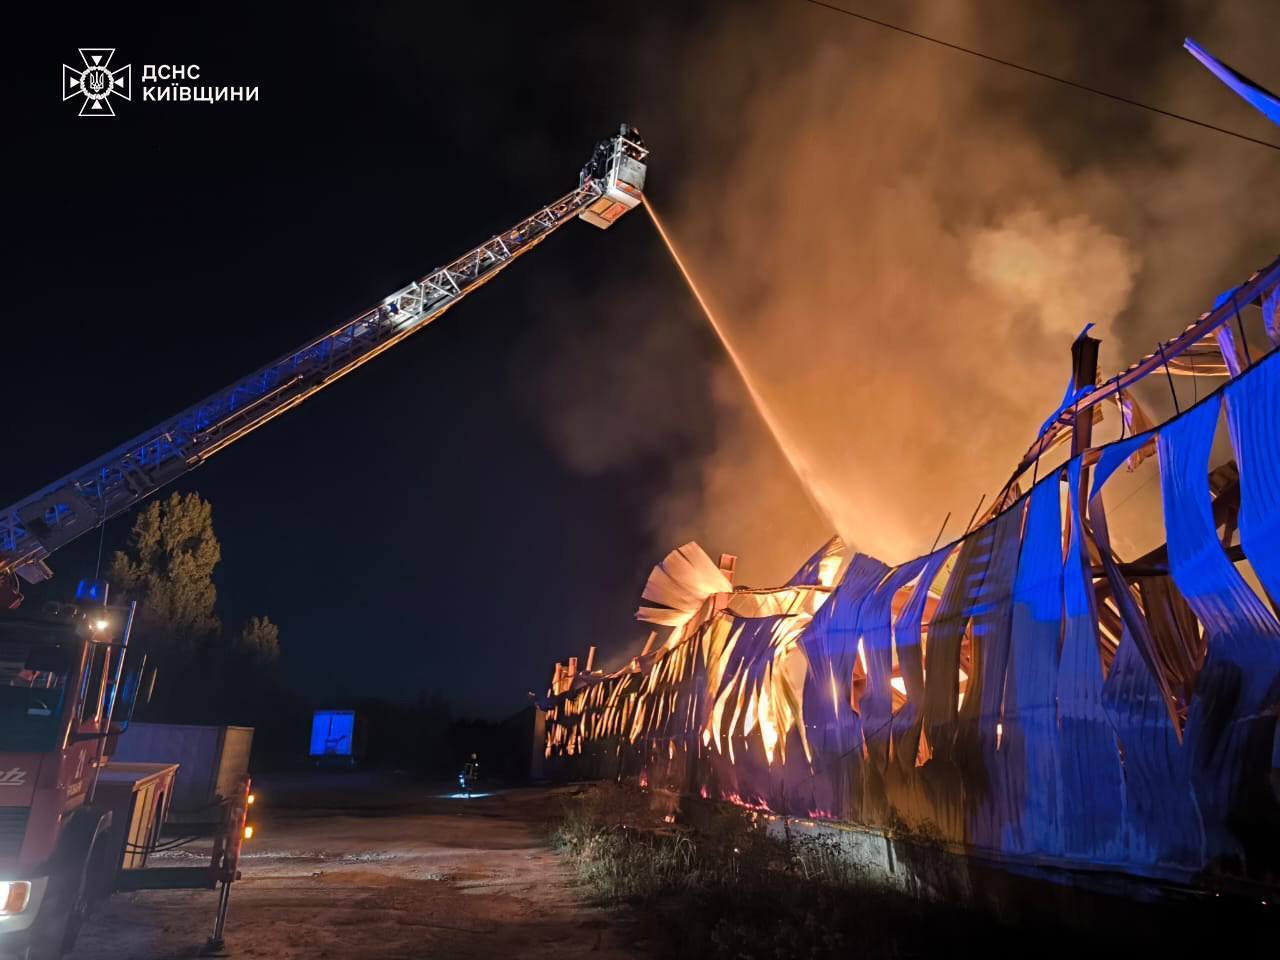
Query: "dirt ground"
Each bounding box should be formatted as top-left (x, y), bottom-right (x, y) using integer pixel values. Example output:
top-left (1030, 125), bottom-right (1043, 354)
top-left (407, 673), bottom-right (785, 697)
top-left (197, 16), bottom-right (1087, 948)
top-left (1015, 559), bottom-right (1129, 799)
top-left (71, 774), bottom-right (646, 960)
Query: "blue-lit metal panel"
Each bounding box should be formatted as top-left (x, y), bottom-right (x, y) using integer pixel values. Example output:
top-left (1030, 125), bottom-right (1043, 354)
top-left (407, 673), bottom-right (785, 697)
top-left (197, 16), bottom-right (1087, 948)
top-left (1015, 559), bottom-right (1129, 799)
top-left (1185, 38), bottom-right (1280, 128)
top-left (1225, 353), bottom-right (1280, 606)
top-left (310, 710), bottom-right (356, 757)
top-left (1159, 393), bottom-right (1280, 865)
top-left (540, 260), bottom-right (1280, 888)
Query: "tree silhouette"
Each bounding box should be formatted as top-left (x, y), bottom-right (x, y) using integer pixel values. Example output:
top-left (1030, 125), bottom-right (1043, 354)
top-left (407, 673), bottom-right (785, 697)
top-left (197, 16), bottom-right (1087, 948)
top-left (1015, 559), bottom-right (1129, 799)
top-left (109, 491), bottom-right (222, 658)
top-left (236, 615), bottom-right (281, 663)
top-left (109, 491), bottom-right (285, 724)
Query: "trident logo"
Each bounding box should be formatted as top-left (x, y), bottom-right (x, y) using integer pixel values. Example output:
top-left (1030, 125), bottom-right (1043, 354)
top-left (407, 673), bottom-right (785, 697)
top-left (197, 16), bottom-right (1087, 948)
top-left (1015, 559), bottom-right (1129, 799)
top-left (63, 48), bottom-right (132, 116)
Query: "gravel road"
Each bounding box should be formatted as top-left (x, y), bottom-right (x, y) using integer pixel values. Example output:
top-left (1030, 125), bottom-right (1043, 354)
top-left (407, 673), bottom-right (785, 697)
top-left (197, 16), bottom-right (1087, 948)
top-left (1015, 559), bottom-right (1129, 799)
top-left (69, 774), bottom-right (644, 960)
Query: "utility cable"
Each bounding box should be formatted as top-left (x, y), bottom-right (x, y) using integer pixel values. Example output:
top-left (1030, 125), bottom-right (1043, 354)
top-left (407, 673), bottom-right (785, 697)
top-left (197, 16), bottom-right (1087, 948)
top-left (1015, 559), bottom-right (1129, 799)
top-left (125, 835), bottom-right (203, 854)
top-left (799, 0), bottom-right (1280, 152)
top-left (94, 516), bottom-right (106, 581)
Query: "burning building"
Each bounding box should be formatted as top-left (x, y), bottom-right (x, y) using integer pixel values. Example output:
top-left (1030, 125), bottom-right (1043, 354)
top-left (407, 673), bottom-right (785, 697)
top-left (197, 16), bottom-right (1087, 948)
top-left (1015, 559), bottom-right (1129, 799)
top-left (542, 251), bottom-right (1280, 891)
top-left (542, 252), bottom-right (1280, 901)
top-left (540, 41), bottom-right (1280, 894)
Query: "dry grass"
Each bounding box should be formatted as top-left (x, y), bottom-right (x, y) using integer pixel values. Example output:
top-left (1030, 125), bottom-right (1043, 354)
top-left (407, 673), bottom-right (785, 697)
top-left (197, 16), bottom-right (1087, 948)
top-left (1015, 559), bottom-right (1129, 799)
top-left (550, 784), bottom-right (971, 958)
top-left (551, 783), bottom-right (1266, 960)
top-left (551, 782), bottom-right (710, 900)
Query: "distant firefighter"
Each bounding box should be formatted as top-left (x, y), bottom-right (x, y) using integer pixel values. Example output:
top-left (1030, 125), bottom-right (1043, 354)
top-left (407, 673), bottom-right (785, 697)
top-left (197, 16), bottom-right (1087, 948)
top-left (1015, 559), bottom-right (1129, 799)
top-left (459, 753), bottom-right (480, 798)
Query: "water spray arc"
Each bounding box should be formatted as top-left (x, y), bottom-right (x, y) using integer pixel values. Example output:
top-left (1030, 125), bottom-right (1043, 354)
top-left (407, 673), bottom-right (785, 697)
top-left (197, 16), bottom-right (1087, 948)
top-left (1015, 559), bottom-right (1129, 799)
top-left (644, 202), bottom-right (839, 536)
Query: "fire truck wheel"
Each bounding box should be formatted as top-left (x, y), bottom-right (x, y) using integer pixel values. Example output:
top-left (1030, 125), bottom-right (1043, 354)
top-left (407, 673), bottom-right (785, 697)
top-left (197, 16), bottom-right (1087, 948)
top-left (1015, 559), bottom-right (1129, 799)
top-left (25, 846), bottom-right (96, 960)
top-left (59, 860), bottom-right (91, 955)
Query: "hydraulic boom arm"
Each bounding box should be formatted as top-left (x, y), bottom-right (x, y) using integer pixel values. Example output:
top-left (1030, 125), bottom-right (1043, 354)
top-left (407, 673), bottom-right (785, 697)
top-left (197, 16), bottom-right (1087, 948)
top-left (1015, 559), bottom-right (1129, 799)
top-left (0, 125), bottom-right (648, 601)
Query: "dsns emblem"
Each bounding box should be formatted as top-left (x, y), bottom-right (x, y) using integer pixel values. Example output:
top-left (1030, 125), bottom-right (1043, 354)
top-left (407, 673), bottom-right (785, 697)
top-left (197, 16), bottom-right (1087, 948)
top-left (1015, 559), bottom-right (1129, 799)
top-left (62, 48), bottom-right (132, 116)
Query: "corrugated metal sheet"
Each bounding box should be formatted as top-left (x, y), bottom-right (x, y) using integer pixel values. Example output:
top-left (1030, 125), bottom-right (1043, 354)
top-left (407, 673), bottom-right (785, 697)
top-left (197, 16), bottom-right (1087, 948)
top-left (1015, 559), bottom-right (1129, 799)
top-left (543, 307), bottom-right (1280, 889)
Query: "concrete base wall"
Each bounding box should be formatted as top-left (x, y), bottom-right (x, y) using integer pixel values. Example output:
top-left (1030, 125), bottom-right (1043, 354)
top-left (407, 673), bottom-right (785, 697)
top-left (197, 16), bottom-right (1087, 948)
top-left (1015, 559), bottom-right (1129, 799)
top-left (672, 793), bottom-right (1271, 930)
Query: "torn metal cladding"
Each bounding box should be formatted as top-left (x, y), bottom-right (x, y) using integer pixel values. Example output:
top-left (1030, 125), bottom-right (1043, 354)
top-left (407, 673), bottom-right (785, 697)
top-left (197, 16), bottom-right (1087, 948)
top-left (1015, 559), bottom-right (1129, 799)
top-left (995, 255), bottom-right (1280, 510)
top-left (542, 260), bottom-right (1280, 891)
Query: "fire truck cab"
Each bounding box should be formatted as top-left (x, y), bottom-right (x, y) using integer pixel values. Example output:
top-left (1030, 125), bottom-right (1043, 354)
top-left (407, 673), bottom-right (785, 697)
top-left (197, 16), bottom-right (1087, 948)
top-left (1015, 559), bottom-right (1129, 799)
top-left (0, 589), bottom-right (144, 959)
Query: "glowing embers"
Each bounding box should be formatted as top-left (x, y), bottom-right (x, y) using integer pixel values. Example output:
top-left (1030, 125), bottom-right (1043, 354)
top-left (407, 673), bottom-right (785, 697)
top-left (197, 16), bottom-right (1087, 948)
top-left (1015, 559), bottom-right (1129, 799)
top-left (723, 792), bottom-right (772, 813)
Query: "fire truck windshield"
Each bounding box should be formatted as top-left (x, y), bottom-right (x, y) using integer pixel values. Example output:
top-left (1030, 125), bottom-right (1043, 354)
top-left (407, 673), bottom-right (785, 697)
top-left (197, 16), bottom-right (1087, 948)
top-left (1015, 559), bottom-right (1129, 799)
top-left (0, 628), bottom-right (73, 752)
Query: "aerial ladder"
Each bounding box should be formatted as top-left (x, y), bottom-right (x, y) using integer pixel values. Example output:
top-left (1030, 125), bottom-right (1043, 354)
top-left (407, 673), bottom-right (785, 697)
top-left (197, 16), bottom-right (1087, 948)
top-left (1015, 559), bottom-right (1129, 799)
top-left (0, 124), bottom-right (648, 609)
top-left (0, 124), bottom-right (646, 960)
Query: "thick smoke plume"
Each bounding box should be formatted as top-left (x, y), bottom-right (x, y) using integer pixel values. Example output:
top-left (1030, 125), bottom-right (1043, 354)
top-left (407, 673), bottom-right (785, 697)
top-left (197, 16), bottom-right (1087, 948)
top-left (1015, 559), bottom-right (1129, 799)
top-left (533, 1), bottom-right (1279, 587)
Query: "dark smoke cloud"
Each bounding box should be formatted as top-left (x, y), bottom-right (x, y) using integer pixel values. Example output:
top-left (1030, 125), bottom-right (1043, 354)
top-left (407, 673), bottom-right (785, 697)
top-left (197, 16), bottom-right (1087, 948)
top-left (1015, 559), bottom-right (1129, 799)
top-left (528, 0), bottom-right (1279, 586)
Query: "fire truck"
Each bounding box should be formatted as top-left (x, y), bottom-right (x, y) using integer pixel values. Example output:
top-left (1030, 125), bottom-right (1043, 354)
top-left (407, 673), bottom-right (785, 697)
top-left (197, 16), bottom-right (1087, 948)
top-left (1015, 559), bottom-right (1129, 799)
top-left (0, 125), bottom-right (647, 958)
top-left (0, 582), bottom-right (251, 959)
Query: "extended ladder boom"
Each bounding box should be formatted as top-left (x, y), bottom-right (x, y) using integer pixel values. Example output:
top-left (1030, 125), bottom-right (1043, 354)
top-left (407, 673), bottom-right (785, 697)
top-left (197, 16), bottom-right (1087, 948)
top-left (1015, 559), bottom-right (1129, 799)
top-left (0, 125), bottom-right (648, 594)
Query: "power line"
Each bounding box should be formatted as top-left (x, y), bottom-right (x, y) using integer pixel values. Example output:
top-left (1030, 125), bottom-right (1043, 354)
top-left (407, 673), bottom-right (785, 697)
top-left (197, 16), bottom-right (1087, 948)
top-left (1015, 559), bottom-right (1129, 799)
top-left (799, 0), bottom-right (1280, 153)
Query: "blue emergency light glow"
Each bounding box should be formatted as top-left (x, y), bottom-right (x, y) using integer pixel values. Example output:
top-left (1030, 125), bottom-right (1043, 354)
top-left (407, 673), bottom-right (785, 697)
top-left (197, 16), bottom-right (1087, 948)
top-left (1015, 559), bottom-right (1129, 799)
top-left (75, 579), bottom-right (108, 604)
top-left (309, 710), bottom-right (355, 757)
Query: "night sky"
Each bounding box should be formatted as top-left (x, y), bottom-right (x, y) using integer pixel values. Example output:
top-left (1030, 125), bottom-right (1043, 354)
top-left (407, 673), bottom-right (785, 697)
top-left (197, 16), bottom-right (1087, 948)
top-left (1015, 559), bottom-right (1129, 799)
top-left (7, 3), bottom-right (725, 715)
top-left (6, 2), bottom-right (1276, 715)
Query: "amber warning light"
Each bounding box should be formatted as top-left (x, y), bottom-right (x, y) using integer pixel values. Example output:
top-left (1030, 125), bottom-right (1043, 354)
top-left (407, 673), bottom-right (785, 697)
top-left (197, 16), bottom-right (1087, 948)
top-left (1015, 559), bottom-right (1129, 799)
top-left (0, 881), bottom-right (32, 916)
